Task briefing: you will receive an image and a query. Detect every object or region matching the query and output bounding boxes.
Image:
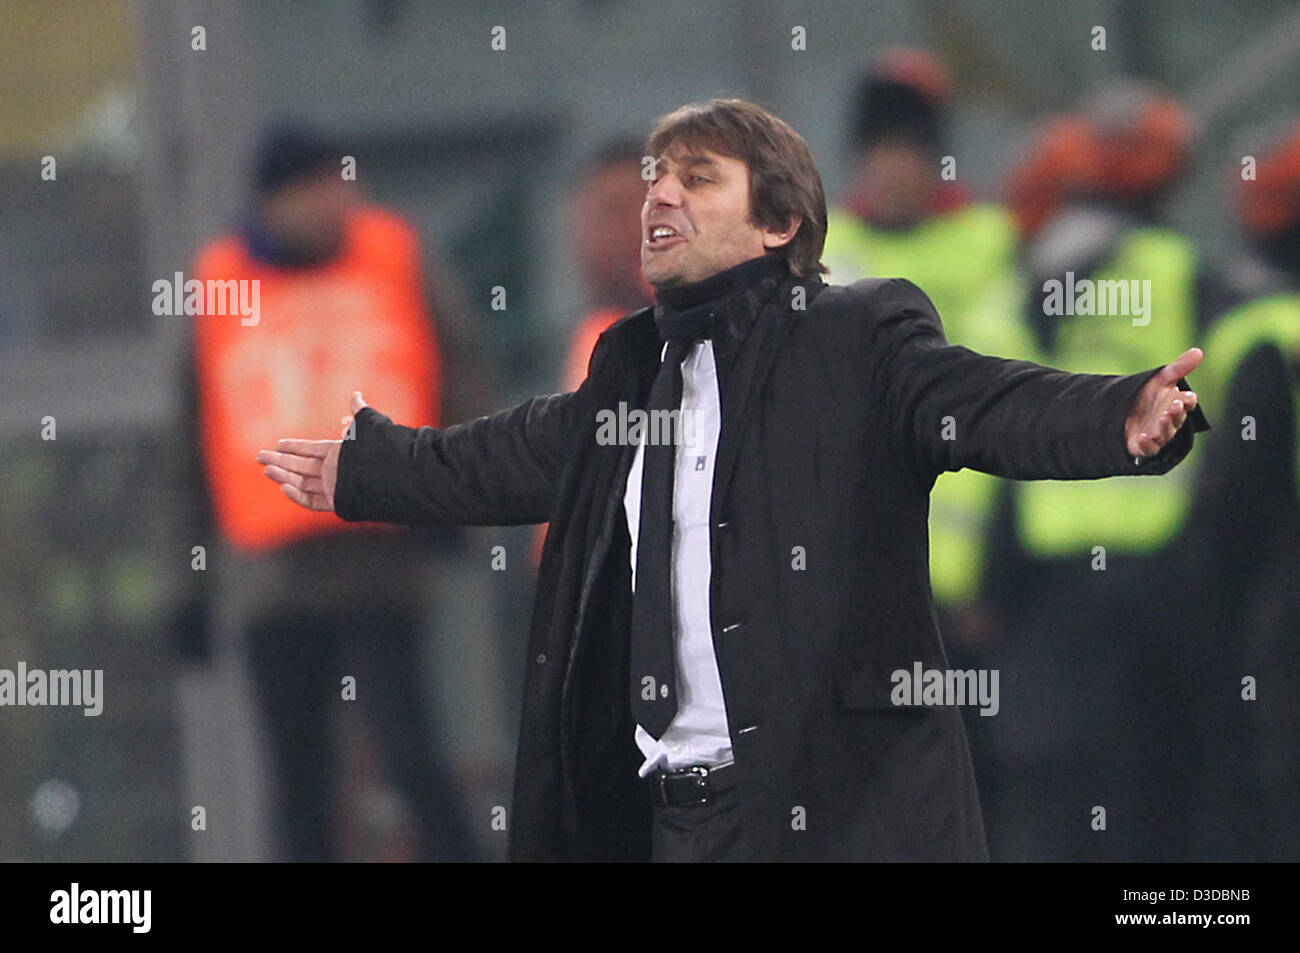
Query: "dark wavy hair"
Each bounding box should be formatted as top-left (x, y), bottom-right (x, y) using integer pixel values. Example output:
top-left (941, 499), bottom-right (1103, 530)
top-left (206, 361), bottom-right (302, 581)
top-left (645, 98), bottom-right (829, 277)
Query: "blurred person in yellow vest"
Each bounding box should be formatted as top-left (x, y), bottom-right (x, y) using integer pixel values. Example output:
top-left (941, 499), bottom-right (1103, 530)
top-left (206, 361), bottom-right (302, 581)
top-left (181, 121), bottom-right (487, 861)
top-left (985, 84), bottom-right (1218, 861)
top-left (822, 48), bottom-right (1034, 658)
top-left (530, 140), bottom-right (655, 567)
top-left (1183, 120), bottom-right (1300, 860)
top-left (1004, 83), bottom-right (1214, 566)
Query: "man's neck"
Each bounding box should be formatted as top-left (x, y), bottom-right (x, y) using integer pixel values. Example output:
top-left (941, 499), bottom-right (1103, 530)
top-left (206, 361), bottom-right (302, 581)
top-left (242, 214), bottom-right (345, 269)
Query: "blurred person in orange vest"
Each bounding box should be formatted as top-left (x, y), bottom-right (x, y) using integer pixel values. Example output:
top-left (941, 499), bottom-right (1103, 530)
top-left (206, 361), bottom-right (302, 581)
top-left (530, 140), bottom-right (655, 566)
top-left (180, 121), bottom-right (487, 861)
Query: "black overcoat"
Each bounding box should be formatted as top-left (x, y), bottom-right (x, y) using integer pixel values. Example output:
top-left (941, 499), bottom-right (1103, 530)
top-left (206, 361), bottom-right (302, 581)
top-left (334, 271), bottom-right (1208, 861)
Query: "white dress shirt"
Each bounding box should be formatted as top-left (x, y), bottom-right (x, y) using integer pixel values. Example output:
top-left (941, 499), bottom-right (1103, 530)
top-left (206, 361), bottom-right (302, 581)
top-left (626, 338), bottom-right (733, 777)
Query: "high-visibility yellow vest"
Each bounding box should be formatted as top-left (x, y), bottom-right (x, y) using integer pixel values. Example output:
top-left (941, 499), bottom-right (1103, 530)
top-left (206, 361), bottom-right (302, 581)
top-left (824, 203), bottom-right (1033, 603)
top-left (1197, 292), bottom-right (1300, 501)
top-left (1014, 227), bottom-right (1199, 556)
top-left (824, 204), bottom-right (1026, 350)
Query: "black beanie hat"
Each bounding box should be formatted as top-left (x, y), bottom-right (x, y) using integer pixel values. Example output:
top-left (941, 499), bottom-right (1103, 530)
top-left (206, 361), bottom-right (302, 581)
top-left (851, 76), bottom-right (946, 154)
top-left (253, 121), bottom-right (340, 194)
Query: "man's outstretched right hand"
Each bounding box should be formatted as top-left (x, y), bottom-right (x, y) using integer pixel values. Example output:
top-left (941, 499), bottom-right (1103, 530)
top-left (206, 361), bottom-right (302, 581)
top-left (256, 391), bottom-right (368, 512)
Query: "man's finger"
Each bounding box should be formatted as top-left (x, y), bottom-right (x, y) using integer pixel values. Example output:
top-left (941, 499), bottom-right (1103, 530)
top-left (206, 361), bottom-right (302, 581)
top-left (351, 391), bottom-right (367, 414)
top-left (255, 449), bottom-right (323, 477)
top-left (280, 482), bottom-right (328, 511)
top-left (264, 466), bottom-right (327, 497)
top-left (1157, 347), bottom-right (1203, 385)
top-left (298, 476), bottom-right (326, 494)
top-left (273, 438), bottom-right (335, 457)
top-left (263, 464), bottom-right (312, 491)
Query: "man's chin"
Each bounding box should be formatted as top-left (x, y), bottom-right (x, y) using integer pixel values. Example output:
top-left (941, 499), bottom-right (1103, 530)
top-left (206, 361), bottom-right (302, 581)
top-left (649, 273), bottom-right (687, 292)
top-left (645, 261), bottom-right (709, 292)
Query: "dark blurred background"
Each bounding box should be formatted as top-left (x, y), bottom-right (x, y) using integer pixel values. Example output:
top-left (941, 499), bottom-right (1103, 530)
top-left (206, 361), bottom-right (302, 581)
top-left (1, 0), bottom-right (1297, 862)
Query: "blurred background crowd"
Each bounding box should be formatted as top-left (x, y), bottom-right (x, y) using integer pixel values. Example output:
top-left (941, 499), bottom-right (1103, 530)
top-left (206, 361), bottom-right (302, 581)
top-left (1, 0), bottom-right (1297, 862)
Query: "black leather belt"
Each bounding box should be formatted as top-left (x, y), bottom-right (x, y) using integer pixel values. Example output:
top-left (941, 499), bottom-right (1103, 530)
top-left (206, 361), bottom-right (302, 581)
top-left (649, 761), bottom-right (737, 808)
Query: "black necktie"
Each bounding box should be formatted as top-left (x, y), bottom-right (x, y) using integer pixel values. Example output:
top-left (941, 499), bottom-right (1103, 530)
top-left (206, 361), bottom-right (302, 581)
top-left (630, 318), bottom-right (711, 740)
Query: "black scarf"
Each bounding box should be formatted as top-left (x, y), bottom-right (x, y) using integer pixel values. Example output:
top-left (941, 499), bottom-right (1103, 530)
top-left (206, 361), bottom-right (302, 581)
top-left (651, 250), bottom-right (792, 386)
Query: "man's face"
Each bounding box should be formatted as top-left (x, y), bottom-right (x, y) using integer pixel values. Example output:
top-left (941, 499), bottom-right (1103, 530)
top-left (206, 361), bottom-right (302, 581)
top-left (850, 139), bottom-right (934, 229)
top-left (641, 145), bottom-right (798, 290)
top-left (571, 159), bottom-right (652, 304)
top-left (261, 171), bottom-right (356, 260)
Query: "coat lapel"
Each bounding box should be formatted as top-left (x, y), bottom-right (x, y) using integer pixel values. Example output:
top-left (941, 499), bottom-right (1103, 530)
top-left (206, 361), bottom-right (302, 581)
top-left (711, 279), bottom-right (818, 509)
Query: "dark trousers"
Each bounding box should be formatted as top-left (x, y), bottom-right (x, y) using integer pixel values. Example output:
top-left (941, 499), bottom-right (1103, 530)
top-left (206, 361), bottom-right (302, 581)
top-left (650, 782), bottom-right (745, 862)
top-left (982, 552), bottom-right (1203, 861)
top-left (247, 603), bottom-right (478, 862)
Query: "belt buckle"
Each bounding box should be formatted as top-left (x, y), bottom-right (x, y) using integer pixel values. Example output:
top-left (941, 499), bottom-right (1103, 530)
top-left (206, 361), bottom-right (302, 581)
top-left (682, 764), bottom-right (711, 806)
top-left (658, 764), bottom-right (712, 808)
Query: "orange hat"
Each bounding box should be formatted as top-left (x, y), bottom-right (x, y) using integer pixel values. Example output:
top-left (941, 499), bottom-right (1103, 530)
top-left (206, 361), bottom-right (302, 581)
top-left (1237, 121), bottom-right (1300, 238)
top-left (1005, 116), bottom-right (1099, 238)
top-left (1005, 84), bottom-right (1194, 237)
top-left (875, 47), bottom-right (953, 106)
top-left (1083, 83), bottom-right (1195, 200)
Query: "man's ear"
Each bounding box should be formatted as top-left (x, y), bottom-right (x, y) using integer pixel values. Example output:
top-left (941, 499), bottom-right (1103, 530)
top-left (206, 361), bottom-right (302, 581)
top-left (763, 215), bottom-right (802, 251)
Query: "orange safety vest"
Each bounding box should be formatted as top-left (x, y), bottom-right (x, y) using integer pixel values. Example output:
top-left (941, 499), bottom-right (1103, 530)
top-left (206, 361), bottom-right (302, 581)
top-left (193, 205), bottom-right (442, 553)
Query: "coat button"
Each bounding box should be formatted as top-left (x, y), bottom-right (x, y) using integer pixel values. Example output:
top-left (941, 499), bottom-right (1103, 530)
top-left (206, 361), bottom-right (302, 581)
top-left (536, 653), bottom-right (547, 664)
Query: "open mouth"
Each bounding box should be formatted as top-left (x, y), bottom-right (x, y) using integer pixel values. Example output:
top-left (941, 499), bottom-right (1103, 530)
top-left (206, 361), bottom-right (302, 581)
top-left (645, 224), bottom-right (687, 250)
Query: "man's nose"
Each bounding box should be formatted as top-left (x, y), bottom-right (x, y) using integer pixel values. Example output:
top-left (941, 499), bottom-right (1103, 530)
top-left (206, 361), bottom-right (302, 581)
top-left (645, 172), bottom-right (683, 207)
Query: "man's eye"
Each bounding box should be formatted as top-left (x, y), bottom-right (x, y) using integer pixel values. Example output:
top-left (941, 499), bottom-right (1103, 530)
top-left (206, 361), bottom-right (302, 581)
top-left (688, 174), bottom-right (709, 185)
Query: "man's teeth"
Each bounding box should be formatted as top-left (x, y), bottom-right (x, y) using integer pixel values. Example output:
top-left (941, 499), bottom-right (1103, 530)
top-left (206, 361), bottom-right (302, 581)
top-left (652, 227), bottom-right (678, 240)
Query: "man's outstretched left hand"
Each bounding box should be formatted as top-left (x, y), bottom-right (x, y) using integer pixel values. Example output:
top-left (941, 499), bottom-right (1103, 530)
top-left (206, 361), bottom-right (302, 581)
top-left (1125, 347), bottom-right (1203, 458)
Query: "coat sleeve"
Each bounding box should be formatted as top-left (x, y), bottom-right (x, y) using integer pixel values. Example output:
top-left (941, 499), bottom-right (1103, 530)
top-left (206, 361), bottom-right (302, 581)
top-left (863, 278), bottom-right (1210, 482)
top-left (333, 335), bottom-right (609, 527)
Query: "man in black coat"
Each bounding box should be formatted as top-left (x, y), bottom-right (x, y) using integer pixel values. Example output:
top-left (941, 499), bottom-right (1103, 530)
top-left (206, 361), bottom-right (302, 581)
top-left (257, 98), bottom-right (1208, 862)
